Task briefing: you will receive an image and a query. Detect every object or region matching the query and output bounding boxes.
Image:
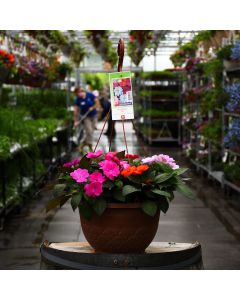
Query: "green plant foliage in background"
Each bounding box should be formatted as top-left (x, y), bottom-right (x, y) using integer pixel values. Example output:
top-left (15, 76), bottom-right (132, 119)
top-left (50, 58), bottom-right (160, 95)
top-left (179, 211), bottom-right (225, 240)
top-left (83, 73), bottom-right (108, 91)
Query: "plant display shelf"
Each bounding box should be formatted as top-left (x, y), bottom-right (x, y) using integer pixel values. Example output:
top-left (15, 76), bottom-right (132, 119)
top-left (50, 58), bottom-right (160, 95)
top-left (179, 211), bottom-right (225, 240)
top-left (135, 73), bottom-right (181, 145)
top-left (182, 66), bottom-right (240, 195)
top-left (182, 72), bottom-right (225, 187)
top-left (0, 126), bottom-right (70, 229)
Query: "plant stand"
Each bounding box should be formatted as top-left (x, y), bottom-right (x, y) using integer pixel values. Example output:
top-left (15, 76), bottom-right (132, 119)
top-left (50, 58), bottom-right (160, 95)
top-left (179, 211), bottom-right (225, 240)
top-left (40, 241), bottom-right (203, 270)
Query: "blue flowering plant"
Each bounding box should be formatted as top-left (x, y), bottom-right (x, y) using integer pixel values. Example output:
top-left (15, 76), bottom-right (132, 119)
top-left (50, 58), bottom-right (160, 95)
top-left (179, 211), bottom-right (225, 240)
top-left (225, 83), bottom-right (240, 113)
top-left (224, 118), bottom-right (240, 150)
top-left (230, 41), bottom-right (240, 61)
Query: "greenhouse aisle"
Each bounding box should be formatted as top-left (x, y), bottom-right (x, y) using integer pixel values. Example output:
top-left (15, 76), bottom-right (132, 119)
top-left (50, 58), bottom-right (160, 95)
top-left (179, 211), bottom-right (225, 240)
top-left (0, 122), bottom-right (240, 269)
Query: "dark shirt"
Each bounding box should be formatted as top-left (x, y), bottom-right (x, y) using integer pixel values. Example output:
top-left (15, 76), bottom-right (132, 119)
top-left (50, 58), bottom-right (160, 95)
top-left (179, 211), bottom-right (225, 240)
top-left (74, 92), bottom-right (97, 117)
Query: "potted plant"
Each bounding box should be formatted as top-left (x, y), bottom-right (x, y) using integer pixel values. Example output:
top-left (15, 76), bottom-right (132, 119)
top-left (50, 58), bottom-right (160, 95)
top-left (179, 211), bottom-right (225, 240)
top-left (46, 150), bottom-right (194, 253)
top-left (224, 162), bottom-right (240, 186)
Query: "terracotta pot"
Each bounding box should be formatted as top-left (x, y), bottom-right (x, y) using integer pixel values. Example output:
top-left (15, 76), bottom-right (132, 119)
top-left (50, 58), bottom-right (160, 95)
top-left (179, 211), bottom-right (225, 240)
top-left (80, 203), bottom-right (160, 253)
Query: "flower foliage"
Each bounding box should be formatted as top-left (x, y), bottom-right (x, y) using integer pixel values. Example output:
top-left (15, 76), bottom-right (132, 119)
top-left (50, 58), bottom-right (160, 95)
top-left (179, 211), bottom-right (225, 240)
top-left (46, 151), bottom-right (194, 219)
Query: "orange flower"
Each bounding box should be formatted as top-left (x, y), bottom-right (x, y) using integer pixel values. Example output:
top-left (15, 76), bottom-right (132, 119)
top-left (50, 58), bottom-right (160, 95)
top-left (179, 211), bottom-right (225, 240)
top-left (121, 165), bottom-right (149, 177)
top-left (132, 165), bottom-right (149, 175)
top-left (121, 166), bottom-right (137, 177)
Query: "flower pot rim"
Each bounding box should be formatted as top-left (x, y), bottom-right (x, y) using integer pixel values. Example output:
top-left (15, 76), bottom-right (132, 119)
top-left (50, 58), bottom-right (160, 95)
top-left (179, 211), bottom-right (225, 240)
top-left (107, 203), bottom-right (141, 209)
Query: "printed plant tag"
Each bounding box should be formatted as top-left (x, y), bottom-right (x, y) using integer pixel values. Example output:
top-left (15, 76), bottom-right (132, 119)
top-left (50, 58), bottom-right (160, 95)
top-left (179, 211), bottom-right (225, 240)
top-left (109, 71), bottom-right (134, 120)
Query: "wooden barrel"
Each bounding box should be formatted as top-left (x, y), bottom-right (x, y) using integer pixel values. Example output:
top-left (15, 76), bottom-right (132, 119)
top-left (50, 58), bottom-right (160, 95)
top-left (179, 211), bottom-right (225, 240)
top-left (40, 241), bottom-right (203, 270)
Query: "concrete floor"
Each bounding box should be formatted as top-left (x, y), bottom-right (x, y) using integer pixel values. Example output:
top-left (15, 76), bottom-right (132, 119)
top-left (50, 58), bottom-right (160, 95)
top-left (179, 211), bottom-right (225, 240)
top-left (0, 122), bottom-right (240, 269)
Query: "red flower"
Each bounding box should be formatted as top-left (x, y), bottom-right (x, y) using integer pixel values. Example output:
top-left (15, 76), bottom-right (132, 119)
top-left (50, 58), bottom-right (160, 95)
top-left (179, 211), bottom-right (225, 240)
top-left (125, 154), bottom-right (140, 159)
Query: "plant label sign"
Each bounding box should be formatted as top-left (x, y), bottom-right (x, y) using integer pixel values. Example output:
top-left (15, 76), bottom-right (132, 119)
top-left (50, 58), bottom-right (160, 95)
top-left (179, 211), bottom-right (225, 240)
top-left (109, 71), bottom-right (134, 120)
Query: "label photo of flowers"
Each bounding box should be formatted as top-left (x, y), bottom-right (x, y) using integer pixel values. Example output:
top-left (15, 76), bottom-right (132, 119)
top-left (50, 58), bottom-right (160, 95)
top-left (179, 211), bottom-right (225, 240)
top-left (113, 77), bottom-right (133, 107)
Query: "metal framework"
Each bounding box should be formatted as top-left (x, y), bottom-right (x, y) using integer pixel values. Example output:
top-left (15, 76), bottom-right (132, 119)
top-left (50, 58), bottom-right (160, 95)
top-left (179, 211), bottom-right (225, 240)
top-left (68, 30), bottom-right (199, 56)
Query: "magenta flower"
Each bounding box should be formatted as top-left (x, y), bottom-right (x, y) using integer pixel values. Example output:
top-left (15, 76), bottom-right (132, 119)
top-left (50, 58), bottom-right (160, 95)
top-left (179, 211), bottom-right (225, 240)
top-left (70, 168), bottom-right (89, 183)
top-left (86, 149), bottom-right (103, 159)
top-left (84, 182), bottom-right (103, 198)
top-left (142, 154), bottom-right (179, 169)
top-left (63, 159), bottom-right (80, 168)
top-left (99, 160), bottom-right (120, 180)
top-left (90, 172), bottom-right (106, 184)
top-left (105, 152), bottom-right (120, 164)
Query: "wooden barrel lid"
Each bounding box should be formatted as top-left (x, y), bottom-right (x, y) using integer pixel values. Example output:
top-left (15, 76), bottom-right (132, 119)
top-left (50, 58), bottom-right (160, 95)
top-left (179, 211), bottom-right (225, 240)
top-left (40, 241), bottom-right (202, 270)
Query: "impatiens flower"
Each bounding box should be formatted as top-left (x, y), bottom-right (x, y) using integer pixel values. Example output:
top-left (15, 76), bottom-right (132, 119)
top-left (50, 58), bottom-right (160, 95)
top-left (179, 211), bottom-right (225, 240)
top-left (121, 166), bottom-right (137, 177)
top-left (63, 159), bottom-right (80, 168)
top-left (99, 160), bottom-right (120, 180)
top-left (133, 165), bottom-right (149, 175)
top-left (105, 152), bottom-right (120, 164)
top-left (84, 182), bottom-right (103, 198)
top-left (120, 160), bottom-right (130, 170)
top-left (142, 154), bottom-right (179, 169)
top-left (90, 172), bottom-right (106, 184)
top-left (86, 149), bottom-right (103, 159)
top-left (70, 168), bottom-right (89, 183)
top-left (125, 154), bottom-right (140, 159)
top-left (121, 165), bottom-right (149, 177)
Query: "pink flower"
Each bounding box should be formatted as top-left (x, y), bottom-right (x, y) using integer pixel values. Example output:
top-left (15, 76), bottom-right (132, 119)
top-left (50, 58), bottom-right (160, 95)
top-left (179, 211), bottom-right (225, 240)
top-left (90, 172), bottom-right (106, 184)
top-left (84, 182), bottom-right (103, 198)
top-left (120, 160), bottom-right (130, 170)
top-left (142, 154), bottom-right (179, 169)
top-left (63, 159), bottom-right (80, 168)
top-left (99, 160), bottom-right (120, 180)
top-left (105, 152), bottom-right (120, 164)
top-left (70, 168), bottom-right (89, 183)
top-left (86, 149), bottom-right (103, 159)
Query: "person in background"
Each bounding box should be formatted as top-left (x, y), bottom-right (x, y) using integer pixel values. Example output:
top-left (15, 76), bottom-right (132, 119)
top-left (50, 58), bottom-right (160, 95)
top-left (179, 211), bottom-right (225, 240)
top-left (73, 87), bottom-right (99, 151)
top-left (98, 92), bottom-right (116, 137)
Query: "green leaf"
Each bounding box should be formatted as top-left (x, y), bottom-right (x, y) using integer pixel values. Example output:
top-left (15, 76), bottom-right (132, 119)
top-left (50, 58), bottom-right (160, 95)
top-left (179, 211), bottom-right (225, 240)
top-left (141, 200), bottom-right (158, 216)
top-left (122, 185), bottom-right (140, 197)
top-left (176, 180), bottom-right (196, 200)
top-left (174, 168), bottom-right (188, 176)
top-left (93, 198), bottom-right (107, 216)
top-left (70, 193), bottom-right (83, 211)
top-left (159, 198), bottom-right (169, 213)
top-left (46, 195), bottom-right (69, 212)
top-left (115, 150), bottom-right (125, 159)
top-left (40, 183), bottom-right (56, 192)
top-left (128, 175), bottom-right (142, 184)
top-left (79, 203), bottom-right (93, 220)
top-left (113, 189), bottom-right (125, 202)
top-left (114, 179), bottom-right (123, 189)
top-left (79, 154), bottom-right (90, 169)
top-left (151, 189), bottom-right (171, 198)
top-left (103, 180), bottom-right (115, 189)
top-left (152, 163), bottom-right (173, 173)
top-left (53, 184), bottom-right (66, 197)
top-left (143, 190), bottom-right (157, 199)
top-left (155, 173), bottom-right (173, 184)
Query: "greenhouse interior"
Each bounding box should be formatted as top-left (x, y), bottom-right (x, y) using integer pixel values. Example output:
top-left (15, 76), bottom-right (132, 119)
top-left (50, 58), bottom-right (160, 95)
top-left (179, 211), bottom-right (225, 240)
top-left (0, 30), bottom-right (240, 270)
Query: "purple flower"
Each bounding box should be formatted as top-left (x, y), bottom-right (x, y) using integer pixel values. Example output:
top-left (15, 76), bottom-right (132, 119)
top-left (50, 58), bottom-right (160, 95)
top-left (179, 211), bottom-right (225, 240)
top-left (142, 154), bottom-right (179, 169)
